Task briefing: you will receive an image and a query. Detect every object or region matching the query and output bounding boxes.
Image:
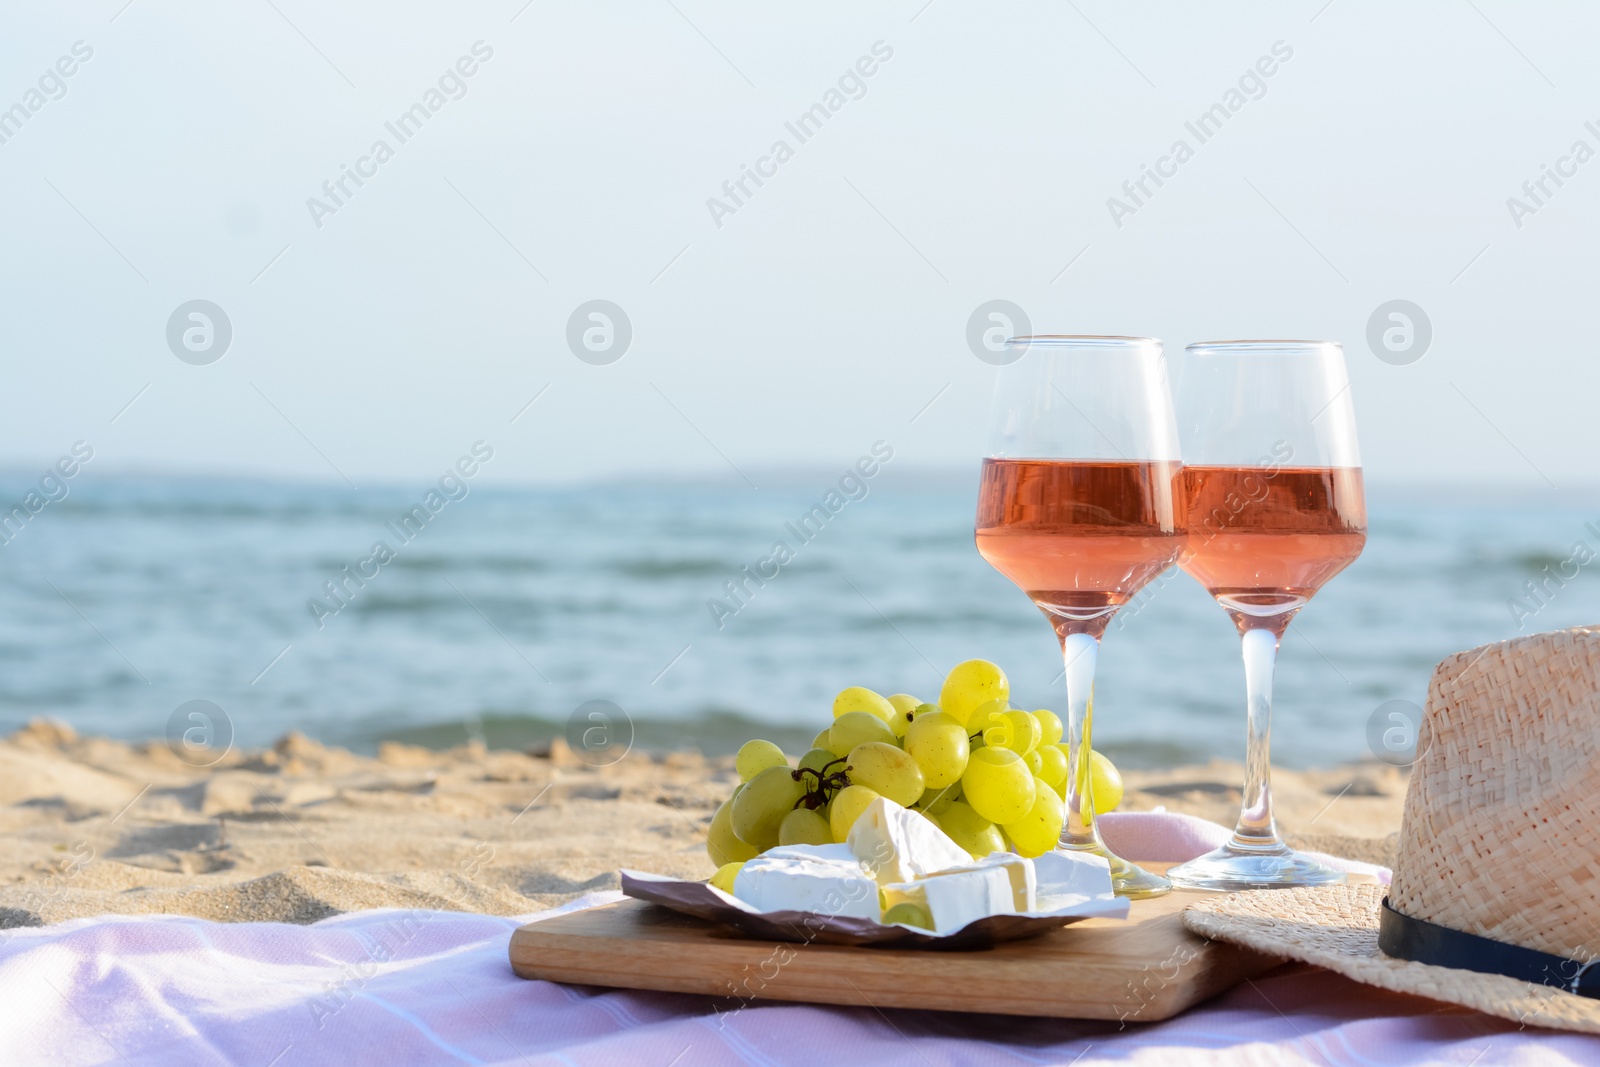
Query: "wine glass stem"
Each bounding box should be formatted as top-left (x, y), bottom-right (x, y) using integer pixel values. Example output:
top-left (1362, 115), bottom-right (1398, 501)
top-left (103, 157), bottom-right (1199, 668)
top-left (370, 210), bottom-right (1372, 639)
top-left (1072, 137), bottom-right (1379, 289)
top-left (1060, 630), bottom-right (1102, 848)
top-left (1232, 625), bottom-right (1283, 850)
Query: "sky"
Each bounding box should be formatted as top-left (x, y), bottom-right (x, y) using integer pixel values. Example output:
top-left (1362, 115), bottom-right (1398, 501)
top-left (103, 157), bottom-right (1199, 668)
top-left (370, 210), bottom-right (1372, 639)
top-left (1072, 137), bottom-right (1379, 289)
top-left (2, 0), bottom-right (1596, 491)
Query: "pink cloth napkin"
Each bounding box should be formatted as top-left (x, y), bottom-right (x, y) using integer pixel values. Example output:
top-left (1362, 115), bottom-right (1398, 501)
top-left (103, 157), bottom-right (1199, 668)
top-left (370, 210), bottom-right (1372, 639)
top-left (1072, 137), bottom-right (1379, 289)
top-left (1, 814), bottom-right (1594, 1066)
top-left (1098, 810), bottom-right (1394, 883)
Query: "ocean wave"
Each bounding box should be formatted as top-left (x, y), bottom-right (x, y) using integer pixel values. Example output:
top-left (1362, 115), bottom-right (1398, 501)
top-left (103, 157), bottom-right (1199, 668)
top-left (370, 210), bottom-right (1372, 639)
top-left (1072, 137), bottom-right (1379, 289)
top-left (11, 476), bottom-right (1600, 768)
top-left (388, 555), bottom-right (549, 574)
top-left (345, 593), bottom-right (630, 618)
top-left (609, 558), bottom-right (729, 579)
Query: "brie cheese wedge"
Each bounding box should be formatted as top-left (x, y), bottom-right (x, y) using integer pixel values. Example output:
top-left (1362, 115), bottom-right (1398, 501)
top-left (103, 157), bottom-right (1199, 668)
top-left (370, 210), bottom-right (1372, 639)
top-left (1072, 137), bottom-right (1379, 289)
top-left (846, 798), bottom-right (970, 886)
top-left (731, 851), bottom-right (880, 921)
top-left (761, 843), bottom-right (859, 866)
top-left (879, 851), bottom-right (1037, 934)
top-left (941, 852), bottom-right (1036, 912)
top-left (1032, 848), bottom-right (1114, 903)
top-left (881, 863), bottom-right (1018, 935)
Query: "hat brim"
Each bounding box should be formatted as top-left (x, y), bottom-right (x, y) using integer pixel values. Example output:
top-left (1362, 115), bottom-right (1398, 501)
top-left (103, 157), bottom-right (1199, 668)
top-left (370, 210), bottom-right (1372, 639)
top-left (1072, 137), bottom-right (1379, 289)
top-left (1182, 883), bottom-right (1600, 1035)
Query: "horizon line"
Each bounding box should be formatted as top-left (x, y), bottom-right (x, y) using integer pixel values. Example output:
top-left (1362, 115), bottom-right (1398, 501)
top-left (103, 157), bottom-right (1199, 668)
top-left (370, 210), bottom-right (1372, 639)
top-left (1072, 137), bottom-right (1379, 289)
top-left (0, 461), bottom-right (1592, 500)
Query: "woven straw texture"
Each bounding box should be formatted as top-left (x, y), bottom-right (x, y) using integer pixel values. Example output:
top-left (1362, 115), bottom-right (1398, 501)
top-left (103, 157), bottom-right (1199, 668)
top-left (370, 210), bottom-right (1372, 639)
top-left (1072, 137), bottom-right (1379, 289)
top-left (1185, 884), bottom-right (1600, 1034)
top-left (1390, 627), bottom-right (1600, 961)
top-left (1180, 627), bottom-right (1600, 1035)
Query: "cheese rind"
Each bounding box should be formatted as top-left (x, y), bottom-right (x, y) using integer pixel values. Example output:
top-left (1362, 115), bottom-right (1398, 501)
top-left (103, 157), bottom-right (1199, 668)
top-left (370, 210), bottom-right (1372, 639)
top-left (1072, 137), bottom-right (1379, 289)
top-left (732, 852), bottom-right (880, 921)
top-left (881, 864), bottom-right (1019, 935)
top-left (939, 852), bottom-right (1037, 912)
top-left (1032, 848), bottom-right (1114, 903)
top-left (847, 798), bottom-right (971, 885)
top-left (762, 843), bottom-right (858, 866)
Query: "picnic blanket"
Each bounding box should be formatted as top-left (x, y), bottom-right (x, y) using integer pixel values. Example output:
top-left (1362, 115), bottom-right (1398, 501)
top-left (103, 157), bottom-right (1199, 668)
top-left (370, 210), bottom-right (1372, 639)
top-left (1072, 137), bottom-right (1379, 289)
top-left (1, 813), bottom-right (1594, 1066)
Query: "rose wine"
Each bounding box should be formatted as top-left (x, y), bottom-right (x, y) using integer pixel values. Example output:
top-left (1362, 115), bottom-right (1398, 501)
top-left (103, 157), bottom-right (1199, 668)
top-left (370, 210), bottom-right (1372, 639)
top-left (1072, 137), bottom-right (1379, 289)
top-left (1178, 465), bottom-right (1366, 630)
top-left (976, 458), bottom-right (1185, 637)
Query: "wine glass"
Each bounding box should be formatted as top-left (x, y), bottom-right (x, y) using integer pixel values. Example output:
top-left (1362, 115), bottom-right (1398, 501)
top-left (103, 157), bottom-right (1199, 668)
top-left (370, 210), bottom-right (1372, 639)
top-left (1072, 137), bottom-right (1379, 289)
top-left (1166, 340), bottom-right (1367, 891)
top-left (976, 336), bottom-right (1185, 899)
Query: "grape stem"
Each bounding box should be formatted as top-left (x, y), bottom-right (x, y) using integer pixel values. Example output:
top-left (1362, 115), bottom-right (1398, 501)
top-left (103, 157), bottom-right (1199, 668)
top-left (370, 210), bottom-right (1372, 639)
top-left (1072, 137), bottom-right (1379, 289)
top-left (790, 757), bottom-right (851, 810)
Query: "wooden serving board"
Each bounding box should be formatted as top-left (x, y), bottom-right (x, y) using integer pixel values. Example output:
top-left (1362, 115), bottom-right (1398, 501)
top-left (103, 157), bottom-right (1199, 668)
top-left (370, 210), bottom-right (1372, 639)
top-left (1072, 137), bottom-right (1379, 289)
top-left (509, 870), bottom-right (1281, 1022)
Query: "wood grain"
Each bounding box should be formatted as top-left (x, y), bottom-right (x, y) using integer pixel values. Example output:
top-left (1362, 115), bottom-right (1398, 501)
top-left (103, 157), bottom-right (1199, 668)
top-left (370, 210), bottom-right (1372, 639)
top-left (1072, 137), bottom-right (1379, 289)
top-left (508, 875), bottom-right (1281, 1022)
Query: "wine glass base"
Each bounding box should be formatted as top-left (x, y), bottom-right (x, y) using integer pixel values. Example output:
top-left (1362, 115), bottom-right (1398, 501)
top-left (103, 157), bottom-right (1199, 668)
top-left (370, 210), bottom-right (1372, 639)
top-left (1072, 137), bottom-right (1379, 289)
top-left (1166, 842), bottom-right (1347, 891)
top-left (1057, 842), bottom-right (1173, 899)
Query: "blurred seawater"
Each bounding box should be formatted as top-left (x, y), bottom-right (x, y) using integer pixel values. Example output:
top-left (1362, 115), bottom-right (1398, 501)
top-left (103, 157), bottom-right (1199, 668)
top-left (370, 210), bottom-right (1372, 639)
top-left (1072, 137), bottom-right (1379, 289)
top-left (2, 465), bottom-right (1597, 768)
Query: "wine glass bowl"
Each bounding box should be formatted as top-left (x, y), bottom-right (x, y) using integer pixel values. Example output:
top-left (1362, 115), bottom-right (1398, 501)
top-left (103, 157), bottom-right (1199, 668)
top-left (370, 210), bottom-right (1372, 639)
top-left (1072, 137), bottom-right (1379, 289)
top-left (1166, 340), bottom-right (1367, 891)
top-left (975, 336), bottom-right (1184, 898)
top-left (1180, 464), bottom-right (1366, 635)
top-left (976, 459), bottom-right (1183, 637)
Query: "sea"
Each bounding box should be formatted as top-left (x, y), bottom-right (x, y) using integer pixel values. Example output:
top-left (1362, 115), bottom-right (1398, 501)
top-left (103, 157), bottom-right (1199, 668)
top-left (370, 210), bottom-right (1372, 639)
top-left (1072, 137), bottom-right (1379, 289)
top-left (2, 465), bottom-right (1596, 769)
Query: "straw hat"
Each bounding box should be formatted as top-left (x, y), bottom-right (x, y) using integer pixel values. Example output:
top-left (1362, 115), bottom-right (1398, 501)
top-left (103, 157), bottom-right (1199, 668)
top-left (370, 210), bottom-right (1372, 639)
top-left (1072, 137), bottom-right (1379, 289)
top-left (1183, 627), bottom-right (1600, 1033)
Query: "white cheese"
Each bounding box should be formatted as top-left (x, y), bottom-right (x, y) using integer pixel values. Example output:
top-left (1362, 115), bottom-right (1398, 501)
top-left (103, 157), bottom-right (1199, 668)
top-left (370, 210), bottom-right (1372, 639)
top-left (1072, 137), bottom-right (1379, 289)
top-left (761, 843), bottom-right (859, 867)
top-left (730, 801), bottom-right (1054, 935)
top-left (1032, 848), bottom-right (1115, 904)
top-left (846, 798), bottom-right (971, 886)
top-left (942, 852), bottom-right (1036, 913)
top-left (882, 863), bottom-right (1019, 935)
top-left (732, 852), bottom-right (881, 921)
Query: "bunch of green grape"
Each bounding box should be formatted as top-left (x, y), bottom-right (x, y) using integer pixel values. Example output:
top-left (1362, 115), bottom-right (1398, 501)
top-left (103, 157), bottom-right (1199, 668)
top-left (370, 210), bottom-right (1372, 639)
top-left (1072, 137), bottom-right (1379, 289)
top-left (706, 658), bottom-right (1126, 890)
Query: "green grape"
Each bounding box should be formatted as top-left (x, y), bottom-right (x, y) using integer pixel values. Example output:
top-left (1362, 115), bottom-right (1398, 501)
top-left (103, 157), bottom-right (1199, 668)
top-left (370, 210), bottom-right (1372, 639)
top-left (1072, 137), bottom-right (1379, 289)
top-left (828, 711), bottom-right (896, 756)
top-left (1003, 785), bottom-right (1065, 858)
top-left (709, 861), bottom-right (744, 894)
top-left (707, 795), bottom-right (760, 866)
top-left (886, 694), bottom-right (921, 739)
top-left (938, 659), bottom-right (1009, 728)
top-left (969, 697), bottom-right (1005, 724)
top-left (1025, 750), bottom-right (1043, 775)
top-left (1035, 744), bottom-right (1068, 790)
top-left (1051, 745), bottom-right (1125, 811)
top-left (938, 800), bottom-right (1004, 859)
top-left (811, 727), bottom-right (833, 751)
top-left (912, 702), bottom-right (941, 719)
top-left (1090, 749), bottom-right (1125, 812)
top-left (829, 784), bottom-right (881, 842)
top-left (980, 707), bottom-right (1041, 756)
top-left (779, 807), bottom-right (833, 846)
top-left (846, 742), bottom-right (925, 807)
top-left (917, 781), bottom-right (961, 815)
top-left (1052, 743), bottom-right (1071, 798)
top-left (730, 766), bottom-right (805, 848)
top-left (883, 901), bottom-right (932, 929)
top-left (735, 739), bottom-right (788, 782)
top-left (1032, 709), bottom-right (1065, 747)
top-left (904, 711), bottom-right (970, 789)
top-left (1012, 710), bottom-right (1043, 755)
top-left (798, 746), bottom-right (840, 778)
top-left (832, 686), bottom-right (897, 725)
top-left (887, 693), bottom-right (921, 715)
top-left (961, 746), bottom-right (1036, 825)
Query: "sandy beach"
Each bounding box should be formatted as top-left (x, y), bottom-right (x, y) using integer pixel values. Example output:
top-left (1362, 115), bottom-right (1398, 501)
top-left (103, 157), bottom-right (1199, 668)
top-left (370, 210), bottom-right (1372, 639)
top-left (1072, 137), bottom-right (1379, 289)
top-left (0, 719), bottom-right (1405, 927)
